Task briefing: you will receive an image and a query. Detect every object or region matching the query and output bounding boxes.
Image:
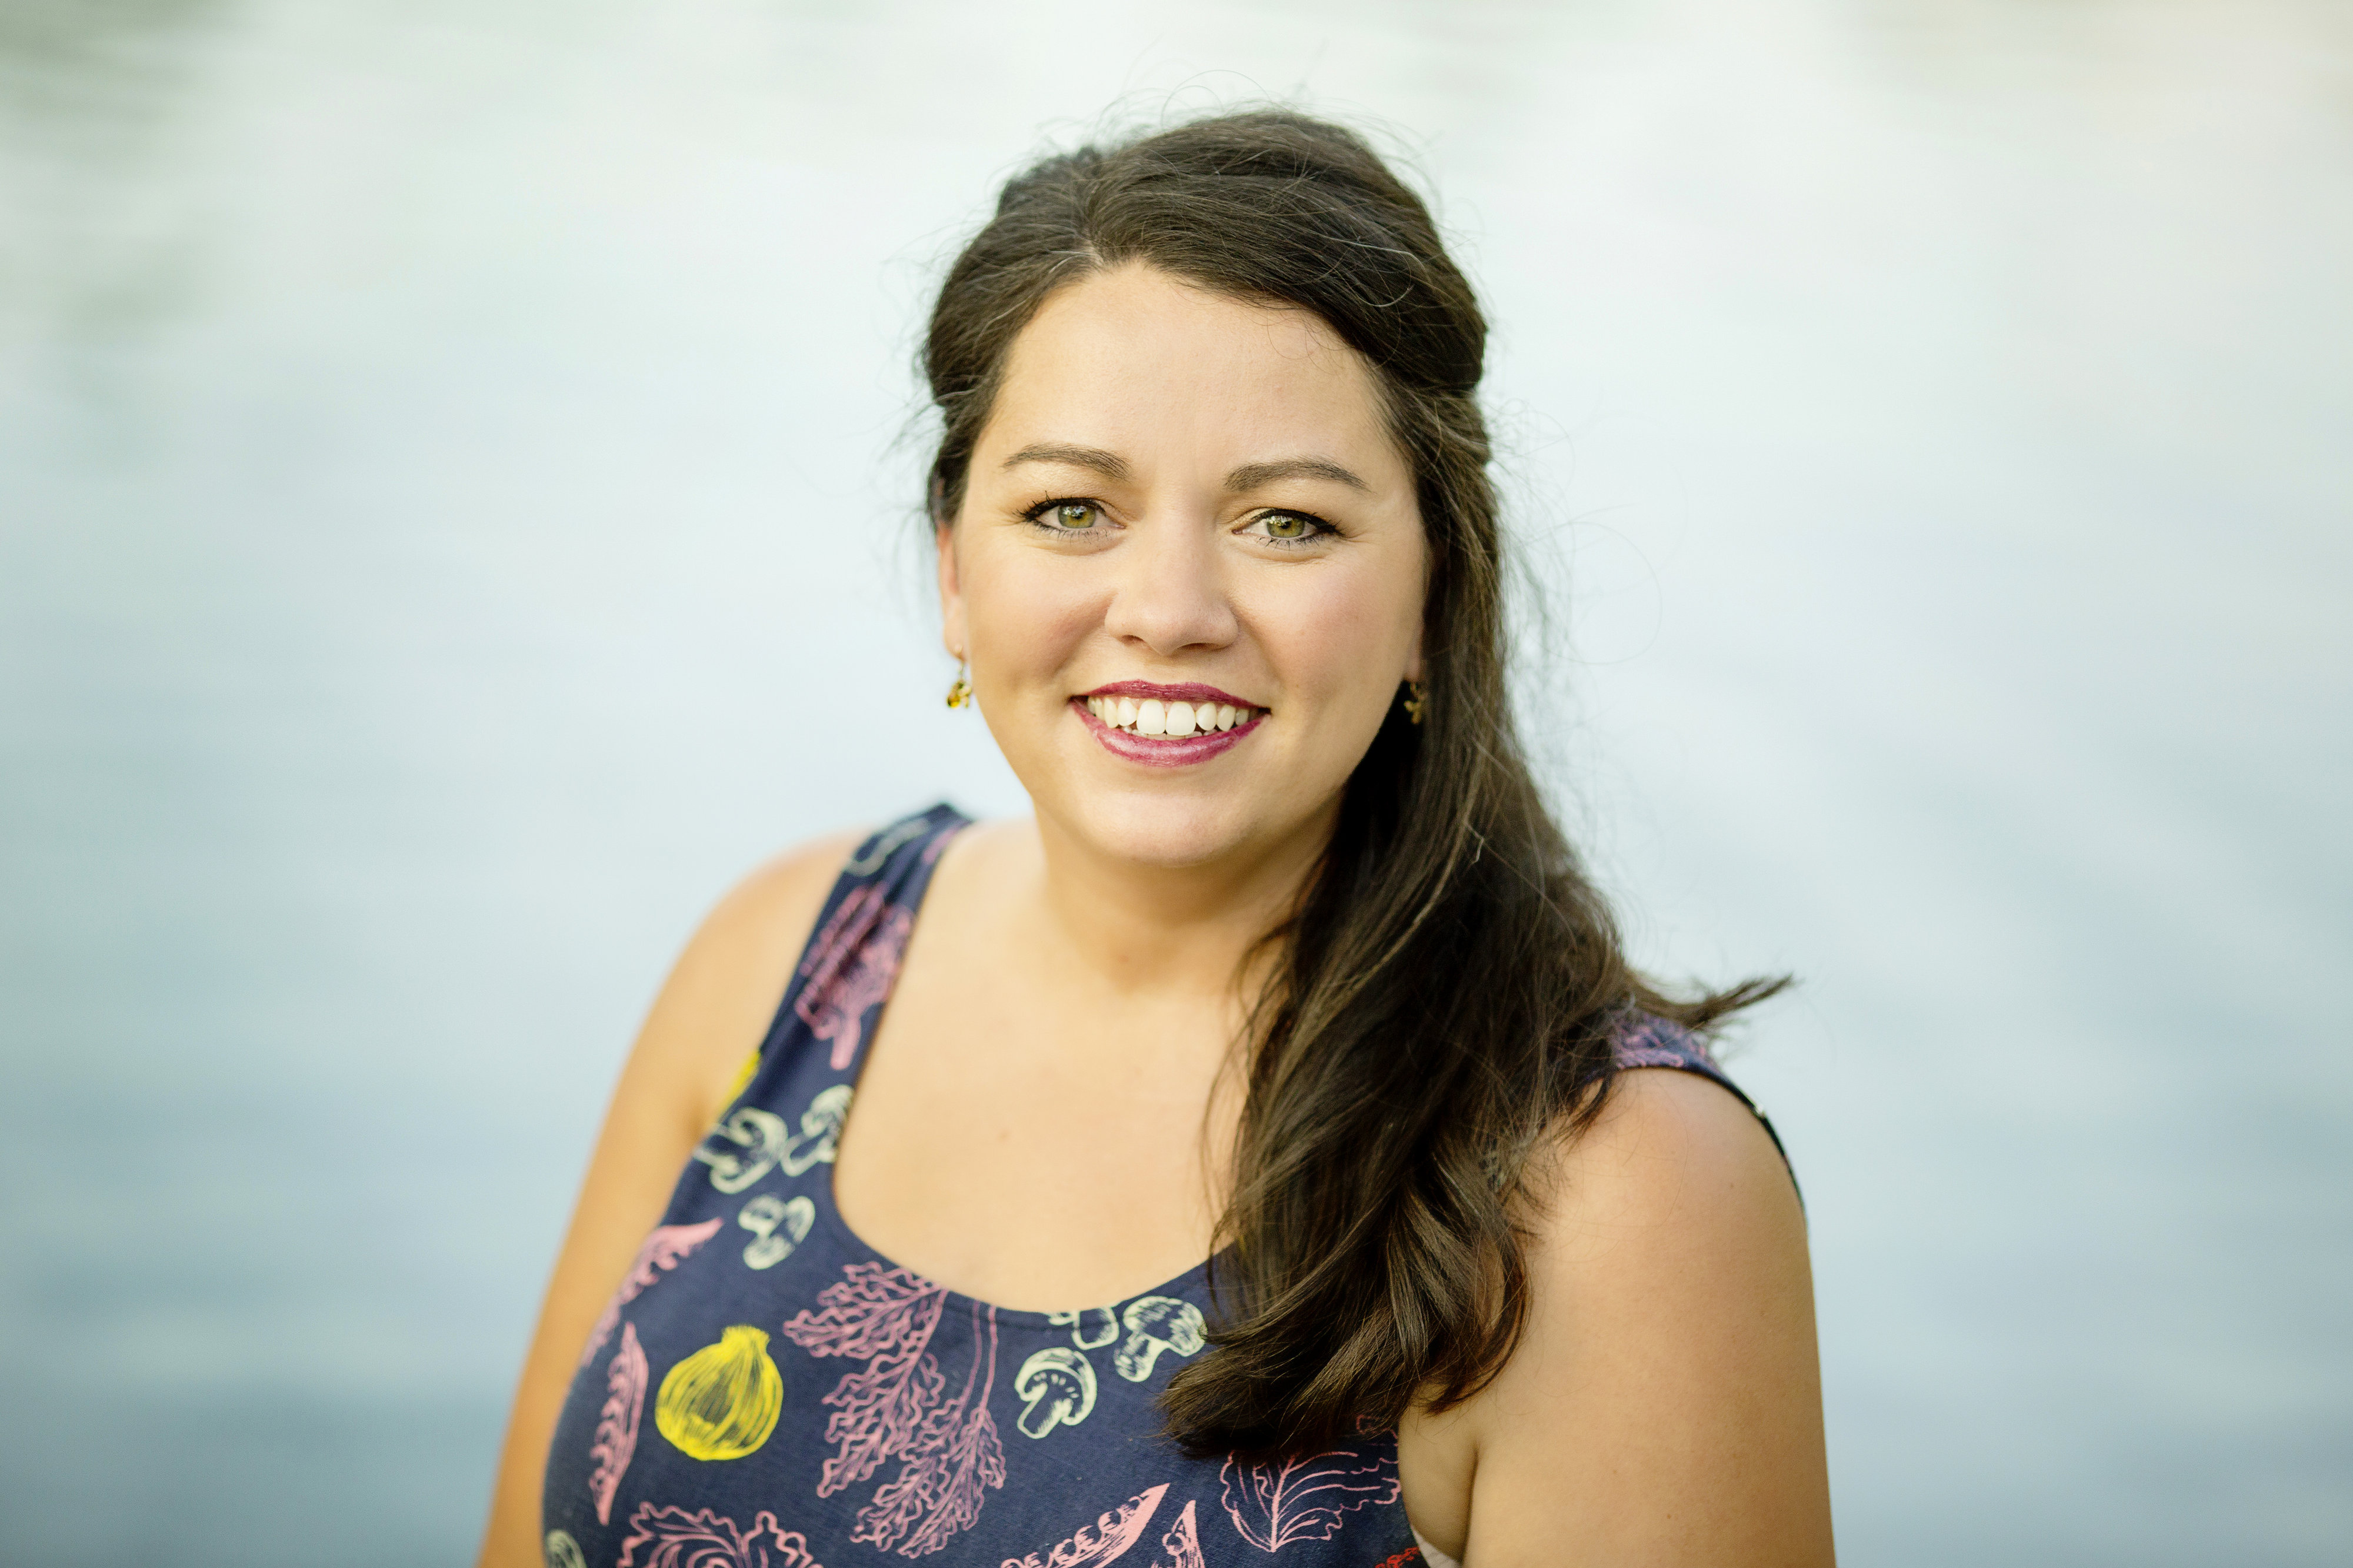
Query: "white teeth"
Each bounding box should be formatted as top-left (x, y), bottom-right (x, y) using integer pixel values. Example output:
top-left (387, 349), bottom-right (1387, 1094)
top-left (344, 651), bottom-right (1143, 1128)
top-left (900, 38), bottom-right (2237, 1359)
top-left (1086, 694), bottom-right (1263, 736)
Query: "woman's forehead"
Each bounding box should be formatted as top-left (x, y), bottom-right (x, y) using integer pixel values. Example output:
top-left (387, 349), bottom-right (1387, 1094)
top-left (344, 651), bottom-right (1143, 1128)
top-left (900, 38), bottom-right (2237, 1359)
top-left (980, 264), bottom-right (1399, 478)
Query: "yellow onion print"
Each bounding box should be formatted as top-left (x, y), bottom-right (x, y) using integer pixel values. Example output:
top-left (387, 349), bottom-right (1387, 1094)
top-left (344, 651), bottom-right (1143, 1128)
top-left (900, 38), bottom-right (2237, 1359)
top-left (655, 1325), bottom-right (782, 1460)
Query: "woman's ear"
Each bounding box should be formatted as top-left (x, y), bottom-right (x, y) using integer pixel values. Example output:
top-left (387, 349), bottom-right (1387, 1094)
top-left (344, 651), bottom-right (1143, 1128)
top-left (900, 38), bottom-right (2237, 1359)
top-left (935, 519), bottom-right (966, 658)
top-left (1407, 519), bottom-right (1431, 683)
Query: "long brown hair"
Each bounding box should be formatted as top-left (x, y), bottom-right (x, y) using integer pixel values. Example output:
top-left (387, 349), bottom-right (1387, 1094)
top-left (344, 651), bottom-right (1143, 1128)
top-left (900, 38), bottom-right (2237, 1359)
top-left (923, 109), bottom-right (1782, 1456)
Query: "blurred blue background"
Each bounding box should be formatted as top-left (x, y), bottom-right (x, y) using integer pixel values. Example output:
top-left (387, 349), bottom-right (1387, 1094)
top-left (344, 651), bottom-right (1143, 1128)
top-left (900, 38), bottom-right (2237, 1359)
top-left (2, 2), bottom-right (2346, 1563)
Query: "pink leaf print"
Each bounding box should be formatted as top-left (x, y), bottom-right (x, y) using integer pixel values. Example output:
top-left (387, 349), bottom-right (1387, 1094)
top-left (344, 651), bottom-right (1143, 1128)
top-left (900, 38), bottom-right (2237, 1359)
top-left (919, 822), bottom-right (964, 865)
top-left (1219, 1445), bottom-right (1401, 1552)
top-left (616, 1503), bottom-right (825, 1568)
top-left (856, 1304), bottom-right (1004, 1557)
top-left (1002, 1483), bottom-right (1169, 1568)
top-left (861, 1290), bottom-right (1007, 1553)
top-left (794, 883), bottom-right (915, 1070)
top-left (779, 1263), bottom-right (951, 1496)
top-left (582, 1219), bottom-right (725, 1368)
top-left (862, 1397), bottom-right (1004, 1556)
top-left (781, 1270), bottom-right (1007, 1557)
top-left (589, 1322), bottom-right (649, 1525)
top-left (1611, 1013), bottom-right (1719, 1072)
top-left (1147, 1500), bottom-right (1207, 1568)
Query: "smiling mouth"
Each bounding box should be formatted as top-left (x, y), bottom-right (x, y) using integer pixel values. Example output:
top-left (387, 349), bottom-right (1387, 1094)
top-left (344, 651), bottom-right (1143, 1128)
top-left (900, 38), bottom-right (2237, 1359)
top-left (1082, 693), bottom-right (1261, 738)
top-left (1071, 683), bottom-right (1268, 767)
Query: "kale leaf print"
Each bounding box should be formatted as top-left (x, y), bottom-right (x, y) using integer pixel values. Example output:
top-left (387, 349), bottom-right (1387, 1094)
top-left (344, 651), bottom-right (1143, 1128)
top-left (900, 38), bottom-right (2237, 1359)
top-left (1218, 1444), bottom-right (1400, 1551)
top-left (793, 883), bottom-right (915, 1070)
top-left (615, 1503), bottom-right (823, 1568)
top-left (581, 1219), bottom-right (724, 1367)
top-left (779, 1263), bottom-right (949, 1493)
top-left (589, 1321), bottom-right (649, 1524)
top-left (781, 1264), bottom-right (1006, 1556)
top-left (857, 1303), bottom-right (1004, 1556)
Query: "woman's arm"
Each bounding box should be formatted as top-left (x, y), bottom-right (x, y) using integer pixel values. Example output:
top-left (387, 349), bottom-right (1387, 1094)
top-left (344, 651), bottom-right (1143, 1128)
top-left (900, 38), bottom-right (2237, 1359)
top-left (474, 830), bottom-right (865, 1568)
top-left (1403, 1068), bottom-right (1832, 1567)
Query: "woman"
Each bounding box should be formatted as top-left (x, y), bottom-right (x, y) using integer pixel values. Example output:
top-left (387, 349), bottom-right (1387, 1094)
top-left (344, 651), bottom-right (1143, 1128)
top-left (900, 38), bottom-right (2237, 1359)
top-left (482, 111), bottom-right (1831, 1568)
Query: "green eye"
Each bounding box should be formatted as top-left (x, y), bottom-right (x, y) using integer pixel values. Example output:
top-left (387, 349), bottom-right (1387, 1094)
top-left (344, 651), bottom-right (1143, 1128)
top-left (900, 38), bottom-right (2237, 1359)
top-left (1051, 502), bottom-right (1096, 529)
top-left (1250, 510), bottom-right (1334, 542)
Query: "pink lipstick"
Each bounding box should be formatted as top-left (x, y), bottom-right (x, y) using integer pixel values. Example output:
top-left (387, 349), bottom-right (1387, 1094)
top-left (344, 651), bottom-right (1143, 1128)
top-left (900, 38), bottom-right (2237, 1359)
top-left (1072, 682), bottom-right (1268, 768)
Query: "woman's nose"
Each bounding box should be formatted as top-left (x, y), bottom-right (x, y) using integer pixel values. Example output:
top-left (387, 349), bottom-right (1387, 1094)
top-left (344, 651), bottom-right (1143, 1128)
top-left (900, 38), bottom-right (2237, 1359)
top-left (1100, 511), bottom-right (1238, 656)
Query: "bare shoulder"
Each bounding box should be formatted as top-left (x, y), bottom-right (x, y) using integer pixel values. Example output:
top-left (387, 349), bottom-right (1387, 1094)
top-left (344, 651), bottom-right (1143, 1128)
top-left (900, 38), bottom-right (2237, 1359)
top-left (1532, 1065), bottom-right (1803, 1257)
top-left (632, 826), bottom-right (872, 1126)
top-left (471, 824), bottom-right (874, 1567)
top-left (685, 828), bottom-right (873, 978)
top-left (1436, 1068), bottom-right (1832, 1566)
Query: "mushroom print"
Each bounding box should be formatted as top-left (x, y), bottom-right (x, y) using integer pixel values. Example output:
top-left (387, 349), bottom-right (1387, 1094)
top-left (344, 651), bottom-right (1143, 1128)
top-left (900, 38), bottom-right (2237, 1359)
top-left (1114, 1296), bottom-right (1207, 1383)
top-left (1046, 1306), bottom-right (1119, 1349)
top-left (738, 1194), bottom-right (816, 1270)
top-left (1013, 1346), bottom-right (1098, 1439)
top-left (779, 1085), bottom-right (853, 1177)
top-left (694, 1107), bottom-right (792, 1194)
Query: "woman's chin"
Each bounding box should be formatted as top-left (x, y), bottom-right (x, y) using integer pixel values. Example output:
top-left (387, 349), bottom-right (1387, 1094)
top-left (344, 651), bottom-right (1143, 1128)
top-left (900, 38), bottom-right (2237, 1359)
top-left (1049, 789), bottom-right (1304, 872)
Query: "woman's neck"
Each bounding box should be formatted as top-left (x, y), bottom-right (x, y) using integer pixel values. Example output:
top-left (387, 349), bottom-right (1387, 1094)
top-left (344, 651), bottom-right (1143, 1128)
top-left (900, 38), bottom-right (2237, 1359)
top-left (994, 802), bottom-right (1336, 1005)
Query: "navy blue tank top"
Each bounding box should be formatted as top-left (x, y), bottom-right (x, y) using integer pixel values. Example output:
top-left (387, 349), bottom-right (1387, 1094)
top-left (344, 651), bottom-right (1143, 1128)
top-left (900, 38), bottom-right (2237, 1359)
top-left (541, 805), bottom-right (1779, 1568)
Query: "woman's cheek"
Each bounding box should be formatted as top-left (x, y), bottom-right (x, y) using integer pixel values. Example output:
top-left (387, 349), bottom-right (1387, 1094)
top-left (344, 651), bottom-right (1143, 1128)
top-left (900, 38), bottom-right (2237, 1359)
top-left (969, 549), bottom-right (1101, 686)
top-left (1245, 565), bottom-right (1410, 706)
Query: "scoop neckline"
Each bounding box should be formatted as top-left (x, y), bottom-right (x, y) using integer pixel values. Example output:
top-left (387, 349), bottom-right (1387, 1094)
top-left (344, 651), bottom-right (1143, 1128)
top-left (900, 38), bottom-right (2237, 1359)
top-left (809, 807), bottom-right (1225, 1332)
top-left (809, 1167), bottom-right (1221, 1332)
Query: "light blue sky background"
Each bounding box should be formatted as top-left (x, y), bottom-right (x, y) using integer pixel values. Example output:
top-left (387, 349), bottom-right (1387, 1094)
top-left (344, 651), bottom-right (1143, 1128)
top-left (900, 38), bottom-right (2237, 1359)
top-left (2, 2), bottom-right (2347, 1563)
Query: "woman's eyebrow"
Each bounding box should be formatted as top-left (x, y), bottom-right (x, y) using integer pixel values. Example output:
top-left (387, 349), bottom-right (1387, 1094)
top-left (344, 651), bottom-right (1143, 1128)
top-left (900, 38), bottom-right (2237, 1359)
top-left (1002, 443), bottom-right (1129, 479)
top-left (1225, 456), bottom-right (1368, 492)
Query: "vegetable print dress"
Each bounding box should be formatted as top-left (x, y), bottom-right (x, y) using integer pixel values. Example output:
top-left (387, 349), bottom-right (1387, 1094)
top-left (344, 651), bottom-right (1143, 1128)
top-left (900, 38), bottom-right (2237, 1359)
top-left (541, 805), bottom-right (1779, 1568)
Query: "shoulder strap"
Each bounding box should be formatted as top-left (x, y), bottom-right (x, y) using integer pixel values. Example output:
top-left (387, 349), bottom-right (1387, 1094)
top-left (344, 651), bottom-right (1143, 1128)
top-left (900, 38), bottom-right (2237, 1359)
top-left (1610, 1012), bottom-right (1797, 1190)
top-left (763, 803), bottom-right (969, 1067)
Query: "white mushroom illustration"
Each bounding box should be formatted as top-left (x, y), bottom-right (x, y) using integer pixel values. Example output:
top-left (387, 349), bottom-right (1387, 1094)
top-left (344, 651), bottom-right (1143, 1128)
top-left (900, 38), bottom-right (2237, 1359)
top-left (692, 1107), bottom-right (789, 1193)
top-left (780, 1083), bottom-right (854, 1176)
top-left (1048, 1306), bottom-right (1119, 1349)
top-left (1114, 1295), bottom-right (1207, 1382)
top-left (737, 1193), bottom-right (816, 1269)
top-left (1014, 1345), bottom-right (1098, 1438)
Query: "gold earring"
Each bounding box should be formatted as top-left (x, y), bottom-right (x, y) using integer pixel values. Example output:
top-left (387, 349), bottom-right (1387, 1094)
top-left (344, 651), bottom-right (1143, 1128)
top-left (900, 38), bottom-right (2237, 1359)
top-left (1402, 680), bottom-right (1427, 725)
top-left (945, 658), bottom-right (972, 710)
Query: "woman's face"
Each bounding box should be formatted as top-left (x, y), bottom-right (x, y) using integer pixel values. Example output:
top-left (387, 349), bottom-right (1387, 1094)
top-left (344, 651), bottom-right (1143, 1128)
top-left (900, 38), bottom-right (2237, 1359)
top-left (940, 262), bottom-right (1426, 872)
